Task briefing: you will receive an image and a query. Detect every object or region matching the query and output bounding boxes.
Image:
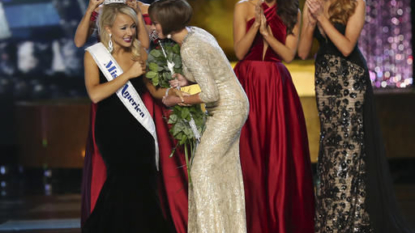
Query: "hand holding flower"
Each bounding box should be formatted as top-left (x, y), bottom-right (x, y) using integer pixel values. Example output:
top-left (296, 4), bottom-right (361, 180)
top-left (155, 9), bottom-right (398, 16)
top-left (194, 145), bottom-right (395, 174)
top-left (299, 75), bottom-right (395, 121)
top-left (169, 73), bottom-right (189, 88)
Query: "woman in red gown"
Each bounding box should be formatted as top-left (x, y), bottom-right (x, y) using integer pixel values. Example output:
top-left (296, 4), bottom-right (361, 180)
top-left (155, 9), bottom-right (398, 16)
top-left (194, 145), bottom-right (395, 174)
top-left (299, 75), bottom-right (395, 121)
top-left (74, 1), bottom-right (188, 232)
top-left (233, 0), bottom-right (315, 232)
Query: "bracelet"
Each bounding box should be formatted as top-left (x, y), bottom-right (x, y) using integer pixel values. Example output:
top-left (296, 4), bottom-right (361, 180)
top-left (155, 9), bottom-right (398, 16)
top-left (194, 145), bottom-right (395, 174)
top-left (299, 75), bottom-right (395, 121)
top-left (165, 88), bottom-right (171, 97)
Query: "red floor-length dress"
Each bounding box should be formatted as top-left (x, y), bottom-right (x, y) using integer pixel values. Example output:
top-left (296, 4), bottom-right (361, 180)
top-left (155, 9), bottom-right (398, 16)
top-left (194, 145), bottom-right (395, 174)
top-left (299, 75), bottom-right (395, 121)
top-left (81, 12), bottom-right (188, 233)
top-left (233, 3), bottom-right (315, 233)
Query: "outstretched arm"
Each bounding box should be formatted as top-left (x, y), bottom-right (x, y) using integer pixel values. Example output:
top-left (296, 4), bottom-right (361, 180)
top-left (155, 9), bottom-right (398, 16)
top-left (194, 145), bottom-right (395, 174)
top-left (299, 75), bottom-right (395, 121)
top-left (74, 0), bottom-right (103, 48)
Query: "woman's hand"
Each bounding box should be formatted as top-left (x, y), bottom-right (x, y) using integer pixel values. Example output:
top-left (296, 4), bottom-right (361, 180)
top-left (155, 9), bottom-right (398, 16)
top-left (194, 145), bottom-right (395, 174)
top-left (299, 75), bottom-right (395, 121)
top-left (306, 3), bottom-right (318, 26)
top-left (162, 89), bottom-right (190, 107)
top-left (307, 0), bottom-right (324, 21)
top-left (126, 60), bottom-right (146, 79)
top-left (126, 0), bottom-right (141, 14)
top-left (87, 0), bottom-right (104, 12)
top-left (307, 12), bottom-right (317, 26)
top-left (253, 1), bottom-right (262, 28)
top-left (259, 10), bottom-right (269, 37)
top-left (169, 73), bottom-right (189, 88)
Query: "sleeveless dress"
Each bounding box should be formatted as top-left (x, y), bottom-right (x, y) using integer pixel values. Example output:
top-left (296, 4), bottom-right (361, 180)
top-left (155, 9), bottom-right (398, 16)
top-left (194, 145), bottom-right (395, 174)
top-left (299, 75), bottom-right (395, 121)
top-left (314, 23), bottom-right (414, 233)
top-left (82, 72), bottom-right (168, 233)
top-left (81, 13), bottom-right (189, 233)
top-left (233, 3), bottom-right (315, 233)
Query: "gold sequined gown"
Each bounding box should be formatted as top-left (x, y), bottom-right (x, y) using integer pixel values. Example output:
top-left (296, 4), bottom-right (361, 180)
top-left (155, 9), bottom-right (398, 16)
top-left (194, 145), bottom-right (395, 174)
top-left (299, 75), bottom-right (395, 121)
top-left (181, 27), bottom-right (249, 233)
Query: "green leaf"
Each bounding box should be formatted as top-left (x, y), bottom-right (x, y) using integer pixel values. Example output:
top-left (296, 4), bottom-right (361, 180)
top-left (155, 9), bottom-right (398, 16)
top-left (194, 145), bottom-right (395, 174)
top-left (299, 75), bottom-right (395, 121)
top-left (180, 135), bottom-right (187, 145)
top-left (183, 127), bottom-right (192, 138)
top-left (172, 44), bottom-right (180, 54)
top-left (173, 56), bottom-right (181, 67)
top-left (180, 107), bottom-right (190, 119)
top-left (168, 114), bottom-right (178, 124)
top-left (150, 49), bottom-right (162, 58)
top-left (148, 63), bottom-right (159, 72)
top-left (163, 72), bottom-right (172, 81)
top-left (152, 76), bottom-right (159, 86)
top-left (146, 71), bottom-right (157, 79)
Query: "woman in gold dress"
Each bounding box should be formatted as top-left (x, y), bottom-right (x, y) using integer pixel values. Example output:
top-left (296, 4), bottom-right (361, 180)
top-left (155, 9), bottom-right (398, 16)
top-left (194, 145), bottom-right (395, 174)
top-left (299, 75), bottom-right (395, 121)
top-left (149, 0), bottom-right (249, 232)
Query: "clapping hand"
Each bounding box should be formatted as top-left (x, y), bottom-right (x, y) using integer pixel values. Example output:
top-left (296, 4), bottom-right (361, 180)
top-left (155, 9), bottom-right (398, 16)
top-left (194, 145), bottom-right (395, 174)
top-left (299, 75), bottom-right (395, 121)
top-left (306, 0), bottom-right (324, 20)
top-left (253, 0), bottom-right (262, 28)
top-left (259, 11), bottom-right (270, 36)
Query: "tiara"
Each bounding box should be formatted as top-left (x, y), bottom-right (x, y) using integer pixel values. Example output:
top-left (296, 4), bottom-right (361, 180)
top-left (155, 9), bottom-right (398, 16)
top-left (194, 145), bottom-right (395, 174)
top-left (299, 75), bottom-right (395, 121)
top-left (103, 0), bottom-right (126, 4)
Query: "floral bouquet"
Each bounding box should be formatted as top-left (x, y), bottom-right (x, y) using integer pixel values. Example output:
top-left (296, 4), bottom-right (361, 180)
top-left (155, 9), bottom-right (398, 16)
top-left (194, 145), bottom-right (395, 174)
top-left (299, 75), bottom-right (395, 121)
top-left (146, 38), bottom-right (206, 183)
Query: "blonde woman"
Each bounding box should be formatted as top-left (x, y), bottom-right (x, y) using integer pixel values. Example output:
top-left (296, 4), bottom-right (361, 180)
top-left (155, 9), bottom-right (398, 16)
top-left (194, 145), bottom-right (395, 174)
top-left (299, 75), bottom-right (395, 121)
top-left (81, 4), bottom-right (170, 232)
top-left (77, 2), bottom-right (189, 232)
top-left (299, 0), bottom-right (413, 232)
top-left (74, 0), bottom-right (150, 48)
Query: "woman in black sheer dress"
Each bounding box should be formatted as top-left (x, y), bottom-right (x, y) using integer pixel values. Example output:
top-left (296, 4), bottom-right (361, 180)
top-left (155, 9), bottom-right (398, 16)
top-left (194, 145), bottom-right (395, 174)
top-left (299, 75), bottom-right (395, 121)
top-left (299, 0), bottom-right (414, 232)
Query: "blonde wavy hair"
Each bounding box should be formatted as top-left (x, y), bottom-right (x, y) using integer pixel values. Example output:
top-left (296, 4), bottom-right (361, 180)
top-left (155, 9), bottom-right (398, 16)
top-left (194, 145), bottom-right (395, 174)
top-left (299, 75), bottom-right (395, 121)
top-left (328, 0), bottom-right (358, 25)
top-left (98, 3), bottom-right (141, 59)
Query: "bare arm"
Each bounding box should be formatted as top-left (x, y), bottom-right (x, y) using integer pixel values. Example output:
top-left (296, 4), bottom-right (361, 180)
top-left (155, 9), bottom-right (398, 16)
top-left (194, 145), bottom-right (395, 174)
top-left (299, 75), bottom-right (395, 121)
top-left (309, 0), bottom-right (366, 57)
top-left (74, 0), bottom-right (103, 48)
top-left (84, 52), bottom-right (145, 103)
top-left (261, 10), bottom-right (301, 63)
top-left (233, 1), bottom-right (261, 60)
top-left (298, 3), bottom-right (317, 59)
top-left (136, 12), bottom-right (150, 49)
top-left (126, 0), bottom-right (150, 49)
top-left (144, 78), bottom-right (167, 100)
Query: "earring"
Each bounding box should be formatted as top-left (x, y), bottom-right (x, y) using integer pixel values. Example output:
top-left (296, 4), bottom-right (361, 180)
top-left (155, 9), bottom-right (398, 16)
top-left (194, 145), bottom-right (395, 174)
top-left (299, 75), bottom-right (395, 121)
top-left (167, 34), bottom-right (171, 39)
top-left (108, 34), bottom-right (113, 53)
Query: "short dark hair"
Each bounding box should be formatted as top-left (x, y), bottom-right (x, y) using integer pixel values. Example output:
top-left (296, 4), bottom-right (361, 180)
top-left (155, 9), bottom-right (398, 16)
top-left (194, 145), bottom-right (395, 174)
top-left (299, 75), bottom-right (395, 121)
top-left (149, 0), bottom-right (193, 35)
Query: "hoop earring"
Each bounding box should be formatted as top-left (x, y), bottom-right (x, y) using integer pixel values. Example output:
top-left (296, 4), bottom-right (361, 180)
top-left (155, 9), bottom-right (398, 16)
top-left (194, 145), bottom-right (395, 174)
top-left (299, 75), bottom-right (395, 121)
top-left (108, 34), bottom-right (113, 53)
top-left (167, 34), bottom-right (171, 39)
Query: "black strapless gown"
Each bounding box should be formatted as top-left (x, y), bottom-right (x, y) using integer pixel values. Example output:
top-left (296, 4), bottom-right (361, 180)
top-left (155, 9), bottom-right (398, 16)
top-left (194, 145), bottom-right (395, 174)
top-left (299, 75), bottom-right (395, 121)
top-left (314, 23), bottom-right (413, 233)
top-left (82, 72), bottom-right (169, 233)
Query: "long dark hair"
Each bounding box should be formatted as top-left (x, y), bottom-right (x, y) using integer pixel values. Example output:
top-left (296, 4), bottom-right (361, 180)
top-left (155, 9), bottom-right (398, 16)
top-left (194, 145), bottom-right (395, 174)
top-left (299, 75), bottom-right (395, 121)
top-left (276, 0), bottom-right (298, 35)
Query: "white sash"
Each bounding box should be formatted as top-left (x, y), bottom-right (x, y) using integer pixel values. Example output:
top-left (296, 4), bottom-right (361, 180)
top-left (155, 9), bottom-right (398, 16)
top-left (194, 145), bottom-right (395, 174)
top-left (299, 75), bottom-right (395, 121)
top-left (86, 43), bottom-right (159, 170)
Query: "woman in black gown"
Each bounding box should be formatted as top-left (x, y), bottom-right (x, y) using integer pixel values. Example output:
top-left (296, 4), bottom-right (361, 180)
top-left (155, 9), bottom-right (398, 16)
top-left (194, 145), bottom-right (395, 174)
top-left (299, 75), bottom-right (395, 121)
top-left (81, 4), bottom-right (169, 232)
top-left (299, 0), bottom-right (414, 232)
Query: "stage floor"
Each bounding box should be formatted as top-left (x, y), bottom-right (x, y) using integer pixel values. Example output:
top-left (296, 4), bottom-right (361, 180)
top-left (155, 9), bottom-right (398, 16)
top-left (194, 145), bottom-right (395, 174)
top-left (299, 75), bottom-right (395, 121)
top-left (0, 167), bottom-right (413, 232)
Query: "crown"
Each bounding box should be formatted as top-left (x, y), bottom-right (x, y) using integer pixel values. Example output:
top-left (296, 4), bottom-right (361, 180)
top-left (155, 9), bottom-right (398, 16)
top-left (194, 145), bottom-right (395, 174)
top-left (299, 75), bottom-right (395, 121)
top-left (103, 0), bottom-right (126, 4)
